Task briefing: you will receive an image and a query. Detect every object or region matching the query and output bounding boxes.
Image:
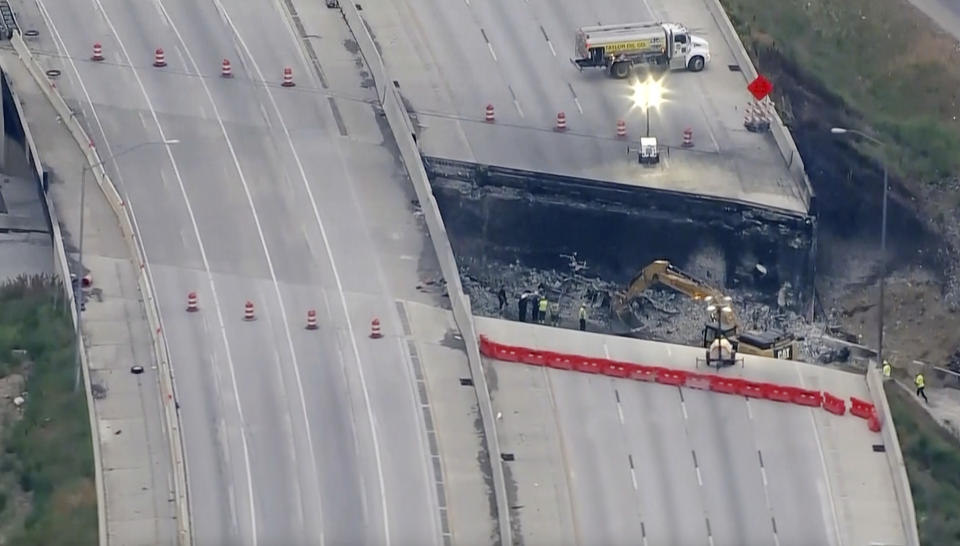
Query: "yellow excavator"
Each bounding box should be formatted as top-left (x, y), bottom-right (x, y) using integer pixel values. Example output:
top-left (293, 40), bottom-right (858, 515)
top-left (614, 260), bottom-right (797, 362)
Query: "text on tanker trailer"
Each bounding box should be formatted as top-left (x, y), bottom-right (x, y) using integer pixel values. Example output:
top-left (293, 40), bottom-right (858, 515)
top-left (571, 22), bottom-right (710, 78)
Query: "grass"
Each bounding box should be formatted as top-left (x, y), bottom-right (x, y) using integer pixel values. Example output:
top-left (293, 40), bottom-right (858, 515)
top-left (888, 382), bottom-right (960, 544)
top-left (0, 275), bottom-right (97, 545)
top-left (721, 0), bottom-right (960, 182)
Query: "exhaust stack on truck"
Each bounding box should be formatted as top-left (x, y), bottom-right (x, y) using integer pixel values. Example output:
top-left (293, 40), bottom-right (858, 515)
top-left (571, 21), bottom-right (710, 78)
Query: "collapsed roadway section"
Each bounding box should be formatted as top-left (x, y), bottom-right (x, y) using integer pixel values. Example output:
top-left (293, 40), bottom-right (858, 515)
top-left (363, 0), bottom-right (817, 310)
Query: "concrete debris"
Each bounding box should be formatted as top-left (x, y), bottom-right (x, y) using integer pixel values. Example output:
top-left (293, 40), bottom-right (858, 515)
top-left (460, 256), bottom-right (853, 365)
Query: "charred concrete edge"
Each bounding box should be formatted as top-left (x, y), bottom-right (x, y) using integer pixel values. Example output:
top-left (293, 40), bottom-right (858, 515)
top-left (703, 0), bottom-right (816, 213)
top-left (0, 58), bottom-right (107, 546)
top-left (9, 31), bottom-right (193, 546)
top-left (425, 156), bottom-right (817, 305)
top-left (339, 4), bottom-right (513, 546)
top-left (866, 366), bottom-right (921, 546)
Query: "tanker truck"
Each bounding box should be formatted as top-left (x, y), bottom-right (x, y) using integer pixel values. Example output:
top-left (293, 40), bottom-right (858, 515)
top-left (571, 21), bottom-right (711, 78)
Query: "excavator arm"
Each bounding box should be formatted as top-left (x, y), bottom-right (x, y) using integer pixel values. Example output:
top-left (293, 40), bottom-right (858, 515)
top-left (616, 260), bottom-right (725, 312)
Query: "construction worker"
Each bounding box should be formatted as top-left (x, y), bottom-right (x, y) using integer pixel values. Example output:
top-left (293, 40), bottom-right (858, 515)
top-left (882, 360), bottom-right (891, 379)
top-left (538, 296), bottom-right (548, 324)
top-left (579, 304), bottom-right (587, 331)
top-left (497, 287), bottom-right (507, 313)
top-left (915, 372), bottom-right (928, 403)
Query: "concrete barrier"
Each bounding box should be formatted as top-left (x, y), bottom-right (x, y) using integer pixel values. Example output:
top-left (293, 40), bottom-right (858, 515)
top-left (10, 30), bottom-right (192, 546)
top-left (338, 5), bottom-right (513, 545)
top-left (0, 64), bottom-right (107, 546)
top-left (701, 0), bottom-right (815, 212)
top-left (866, 365), bottom-right (920, 546)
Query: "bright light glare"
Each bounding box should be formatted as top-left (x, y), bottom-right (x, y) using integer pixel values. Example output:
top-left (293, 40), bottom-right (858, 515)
top-left (630, 76), bottom-right (666, 110)
top-left (830, 127), bottom-right (848, 134)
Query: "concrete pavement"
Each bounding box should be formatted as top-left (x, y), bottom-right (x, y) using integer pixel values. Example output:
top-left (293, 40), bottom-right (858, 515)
top-left (905, 0), bottom-right (960, 41)
top-left (360, 0), bottom-right (809, 213)
top-left (479, 316), bottom-right (907, 546)
top-left (10, 0), bottom-right (495, 541)
top-left (0, 47), bottom-right (177, 545)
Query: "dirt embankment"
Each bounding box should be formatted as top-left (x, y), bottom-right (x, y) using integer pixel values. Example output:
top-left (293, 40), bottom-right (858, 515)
top-left (753, 44), bottom-right (960, 366)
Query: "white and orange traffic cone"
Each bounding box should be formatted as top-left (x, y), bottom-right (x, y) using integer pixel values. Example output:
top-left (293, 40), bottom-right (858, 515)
top-left (91, 43), bottom-right (104, 62)
top-left (186, 292), bottom-right (199, 312)
top-left (616, 119), bottom-right (627, 138)
top-left (153, 48), bottom-right (167, 67)
top-left (281, 67), bottom-right (295, 87)
top-left (682, 128), bottom-right (694, 147)
top-left (485, 104), bottom-right (495, 122)
top-left (555, 111), bottom-right (567, 131)
top-left (306, 309), bottom-right (318, 330)
top-left (370, 318), bottom-right (382, 339)
top-left (221, 59), bottom-right (233, 78)
top-left (243, 301), bottom-right (255, 321)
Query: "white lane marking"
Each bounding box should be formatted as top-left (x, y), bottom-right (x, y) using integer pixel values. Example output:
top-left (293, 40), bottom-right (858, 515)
top-left (513, 100), bottom-right (524, 118)
top-left (487, 42), bottom-right (498, 62)
top-left (45, 0), bottom-right (259, 540)
top-left (681, 400), bottom-right (688, 420)
top-left (629, 468), bottom-right (638, 490)
top-left (696, 467), bottom-right (703, 486)
top-left (793, 363), bottom-right (843, 546)
top-left (547, 41), bottom-right (556, 57)
top-left (761, 466), bottom-right (768, 487)
top-left (151, 0), bottom-right (325, 539)
top-left (210, 3), bottom-right (392, 543)
top-left (573, 97), bottom-right (583, 115)
top-left (617, 404), bottom-right (624, 424)
top-left (746, 398), bottom-right (754, 420)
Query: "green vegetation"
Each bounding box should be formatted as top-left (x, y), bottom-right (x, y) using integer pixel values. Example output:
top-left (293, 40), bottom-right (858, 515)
top-left (888, 383), bottom-right (960, 544)
top-left (0, 276), bottom-right (96, 545)
top-left (721, 0), bottom-right (960, 182)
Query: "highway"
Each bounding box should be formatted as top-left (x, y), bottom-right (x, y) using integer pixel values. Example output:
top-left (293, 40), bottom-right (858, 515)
top-left (363, 0), bottom-right (808, 212)
top-left (22, 0), bottom-right (442, 543)
top-left (480, 316), bottom-right (910, 545)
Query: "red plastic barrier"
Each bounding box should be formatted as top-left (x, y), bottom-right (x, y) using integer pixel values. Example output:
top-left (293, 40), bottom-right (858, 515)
top-left (685, 372), bottom-right (713, 390)
top-left (521, 349), bottom-right (547, 366)
top-left (792, 388), bottom-right (823, 408)
top-left (868, 414), bottom-right (882, 432)
top-left (710, 376), bottom-right (742, 395)
top-left (544, 352), bottom-right (575, 371)
top-left (602, 360), bottom-right (630, 378)
top-left (738, 380), bottom-right (768, 399)
top-left (765, 384), bottom-right (795, 403)
top-left (655, 368), bottom-right (687, 387)
top-left (478, 336), bottom-right (494, 357)
top-left (629, 365), bottom-right (658, 382)
top-left (849, 397), bottom-right (875, 420)
top-left (495, 344), bottom-right (521, 362)
top-left (577, 357), bottom-right (603, 374)
top-left (822, 392), bottom-right (846, 416)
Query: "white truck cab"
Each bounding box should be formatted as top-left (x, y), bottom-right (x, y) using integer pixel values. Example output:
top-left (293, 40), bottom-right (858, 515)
top-left (573, 22), bottom-right (711, 78)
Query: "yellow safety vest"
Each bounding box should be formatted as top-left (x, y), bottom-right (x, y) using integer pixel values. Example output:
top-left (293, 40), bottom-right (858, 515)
top-left (539, 299), bottom-right (548, 312)
top-left (915, 374), bottom-right (925, 388)
top-left (579, 306), bottom-right (586, 319)
top-left (882, 363), bottom-right (891, 377)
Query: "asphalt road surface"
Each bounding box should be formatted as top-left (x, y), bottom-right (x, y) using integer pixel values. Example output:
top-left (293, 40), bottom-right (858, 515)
top-left (363, 0), bottom-right (807, 212)
top-left (25, 0), bottom-right (442, 543)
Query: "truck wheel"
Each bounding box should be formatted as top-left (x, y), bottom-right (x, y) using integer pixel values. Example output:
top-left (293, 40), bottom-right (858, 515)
top-left (687, 56), bottom-right (705, 72)
top-left (611, 62), bottom-right (631, 79)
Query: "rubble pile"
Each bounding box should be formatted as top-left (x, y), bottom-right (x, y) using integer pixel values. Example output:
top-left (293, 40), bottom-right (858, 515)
top-left (459, 256), bottom-right (847, 364)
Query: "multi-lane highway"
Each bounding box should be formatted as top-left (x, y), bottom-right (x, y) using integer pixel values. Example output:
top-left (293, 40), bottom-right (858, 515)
top-left (20, 0), bottom-right (444, 543)
top-left (363, 0), bottom-right (808, 213)
top-left (481, 317), bottom-right (907, 546)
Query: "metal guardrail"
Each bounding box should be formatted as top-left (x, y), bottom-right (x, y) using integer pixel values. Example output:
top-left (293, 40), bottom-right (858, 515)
top-left (701, 0), bottom-right (816, 214)
top-left (9, 30), bottom-right (192, 546)
top-left (337, 5), bottom-right (513, 546)
top-left (865, 365), bottom-right (921, 546)
top-left (0, 60), bottom-right (107, 546)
